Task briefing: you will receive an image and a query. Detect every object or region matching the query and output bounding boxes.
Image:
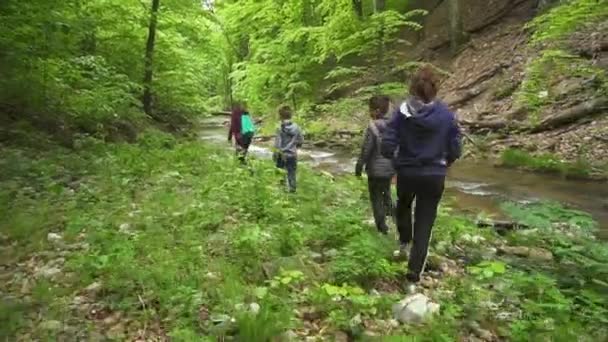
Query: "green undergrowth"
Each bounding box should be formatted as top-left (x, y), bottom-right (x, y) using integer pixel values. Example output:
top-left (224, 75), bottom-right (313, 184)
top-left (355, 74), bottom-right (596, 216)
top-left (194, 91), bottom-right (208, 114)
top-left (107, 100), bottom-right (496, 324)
top-left (527, 0), bottom-right (608, 44)
top-left (517, 0), bottom-right (608, 118)
top-left (1, 132), bottom-right (607, 340)
top-left (515, 49), bottom-right (608, 119)
top-left (500, 148), bottom-right (596, 178)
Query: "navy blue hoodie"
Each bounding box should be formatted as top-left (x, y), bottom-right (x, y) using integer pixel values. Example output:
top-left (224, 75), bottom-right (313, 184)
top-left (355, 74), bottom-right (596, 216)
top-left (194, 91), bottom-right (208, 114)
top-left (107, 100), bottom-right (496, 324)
top-left (381, 98), bottom-right (462, 176)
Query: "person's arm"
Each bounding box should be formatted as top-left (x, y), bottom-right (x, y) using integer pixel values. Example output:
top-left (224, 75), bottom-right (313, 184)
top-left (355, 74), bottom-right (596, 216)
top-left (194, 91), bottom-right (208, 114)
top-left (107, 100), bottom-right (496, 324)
top-left (381, 111), bottom-right (400, 159)
top-left (296, 126), bottom-right (304, 148)
top-left (355, 126), bottom-right (373, 177)
top-left (228, 112), bottom-right (239, 142)
top-left (228, 115), bottom-right (234, 142)
top-left (446, 113), bottom-right (462, 166)
top-left (273, 128), bottom-right (281, 161)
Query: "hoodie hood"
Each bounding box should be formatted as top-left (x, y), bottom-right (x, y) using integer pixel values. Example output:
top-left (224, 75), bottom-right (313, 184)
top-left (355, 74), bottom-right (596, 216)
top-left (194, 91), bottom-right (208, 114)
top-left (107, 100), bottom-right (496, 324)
top-left (281, 120), bottom-right (300, 135)
top-left (399, 97), bottom-right (443, 132)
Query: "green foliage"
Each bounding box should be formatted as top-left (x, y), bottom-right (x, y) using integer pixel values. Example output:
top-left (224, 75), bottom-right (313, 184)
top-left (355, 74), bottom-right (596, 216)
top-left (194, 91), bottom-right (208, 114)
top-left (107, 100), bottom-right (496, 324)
top-left (528, 0), bottom-right (608, 44)
top-left (331, 231), bottom-right (396, 286)
top-left (2, 133), bottom-right (608, 340)
top-left (234, 302), bottom-right (292, 341)
top-left (468, 260), bottom-right (507, 279)
top-left (0, 0), bottom-right (222, 136)
top-left (501, 201), bottom-right (597, 231)
top-left (218, 0), bottom-right (425, 114)
top-left (501, 148), bottom-right (592, 178)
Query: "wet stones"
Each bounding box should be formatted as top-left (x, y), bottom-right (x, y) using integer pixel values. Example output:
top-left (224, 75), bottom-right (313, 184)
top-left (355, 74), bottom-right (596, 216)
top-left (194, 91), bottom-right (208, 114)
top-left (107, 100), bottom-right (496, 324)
top-left (498, 245), bottom-right (554, 261)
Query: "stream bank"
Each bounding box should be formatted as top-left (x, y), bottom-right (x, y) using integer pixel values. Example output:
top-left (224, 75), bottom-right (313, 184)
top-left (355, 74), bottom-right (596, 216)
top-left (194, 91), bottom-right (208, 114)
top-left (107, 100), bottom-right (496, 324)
top-left (201, 116), bottom-right (608, 237)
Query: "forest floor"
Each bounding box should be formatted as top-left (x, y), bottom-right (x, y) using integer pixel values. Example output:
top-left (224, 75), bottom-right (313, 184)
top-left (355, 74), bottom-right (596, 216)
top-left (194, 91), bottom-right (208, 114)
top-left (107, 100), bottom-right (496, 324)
top-left (1, 131), bottom-right (607, 341)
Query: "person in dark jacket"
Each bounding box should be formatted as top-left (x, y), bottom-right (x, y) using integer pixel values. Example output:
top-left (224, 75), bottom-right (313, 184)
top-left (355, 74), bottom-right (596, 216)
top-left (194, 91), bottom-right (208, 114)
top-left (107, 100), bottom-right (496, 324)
top-left (274, 106), bottom-right (304, 192)
top-left (356, 95), bottom-right (396, 234)
top-left (227, 102), bottom-right (252, 163)
top-left (381, 66), bottom-right (462, 283)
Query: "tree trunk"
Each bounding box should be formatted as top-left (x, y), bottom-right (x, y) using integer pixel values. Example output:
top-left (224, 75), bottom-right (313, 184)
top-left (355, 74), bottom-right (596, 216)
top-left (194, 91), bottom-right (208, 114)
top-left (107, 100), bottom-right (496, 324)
top-left (143, 0), bottom-right (160, 116)
top-left (448, 0), bottom-right (465, 54)
top-left (352, 0), bottom-right (363, 17)
top-left (374, 0), bottom-right (386, 12)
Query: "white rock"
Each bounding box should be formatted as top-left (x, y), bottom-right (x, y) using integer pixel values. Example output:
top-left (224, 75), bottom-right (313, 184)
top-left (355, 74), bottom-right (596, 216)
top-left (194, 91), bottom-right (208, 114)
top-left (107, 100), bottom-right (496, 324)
top-left (36, 266), bottom-right (62, 279)
top-left (392, 293), bottom-right (440, 324)
top-left (249, 302), bottom-right (261, 315)
top-left (324, 248), bottom-right (338, 258)
top-left (84, 281), bottom-right (102, 295)
top-left (47, 233), bottom-right (63, 244)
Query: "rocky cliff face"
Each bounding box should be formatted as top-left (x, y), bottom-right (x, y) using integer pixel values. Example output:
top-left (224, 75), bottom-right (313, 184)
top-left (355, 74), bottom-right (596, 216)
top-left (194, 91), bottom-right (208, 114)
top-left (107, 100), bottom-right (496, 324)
top-left (406, 0), bottom-right (538, 49)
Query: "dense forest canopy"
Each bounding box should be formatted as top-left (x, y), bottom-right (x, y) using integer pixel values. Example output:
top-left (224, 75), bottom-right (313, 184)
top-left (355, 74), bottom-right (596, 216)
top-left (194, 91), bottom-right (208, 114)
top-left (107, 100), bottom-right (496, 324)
top-left (0, 0), bottom-right (428, 134)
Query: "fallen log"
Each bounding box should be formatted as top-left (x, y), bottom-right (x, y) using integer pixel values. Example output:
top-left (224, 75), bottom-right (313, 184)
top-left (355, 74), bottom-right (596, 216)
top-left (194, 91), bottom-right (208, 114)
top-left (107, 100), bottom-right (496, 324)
top-left (477, 220), bottom-right (529, 230)
top-left (530, 97), bottom-right (608, 133)
top-left (457, 64), bottom-right (507, 91)
top-left (211, 111), bottom-right (231, 116)
top-left (574, 41), bottom-right (608, 59)
top-left (447, 82), bottom-right (492, 108)
top-left (460, 119), bottom-right (512, 131)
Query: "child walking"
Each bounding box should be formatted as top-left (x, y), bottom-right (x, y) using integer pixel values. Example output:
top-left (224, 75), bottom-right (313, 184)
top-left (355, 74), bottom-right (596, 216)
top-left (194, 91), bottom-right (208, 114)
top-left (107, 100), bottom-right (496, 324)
top-left (228, 102), bottom-right (255, 163)
top-left (356, 95), bottom-right (395, 234)
top-left (273, 106), bottom-right (303, 192)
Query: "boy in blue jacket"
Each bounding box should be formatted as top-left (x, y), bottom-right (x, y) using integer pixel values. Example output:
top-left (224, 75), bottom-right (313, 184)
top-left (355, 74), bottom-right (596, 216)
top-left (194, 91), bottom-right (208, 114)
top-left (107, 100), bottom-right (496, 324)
top-left (273, 106), bottom-right (304, 192)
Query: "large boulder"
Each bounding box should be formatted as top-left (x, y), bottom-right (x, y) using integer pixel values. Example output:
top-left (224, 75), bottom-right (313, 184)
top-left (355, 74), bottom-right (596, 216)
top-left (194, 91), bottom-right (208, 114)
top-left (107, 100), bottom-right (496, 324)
top-left (392, 293), bottom-right (440, 324)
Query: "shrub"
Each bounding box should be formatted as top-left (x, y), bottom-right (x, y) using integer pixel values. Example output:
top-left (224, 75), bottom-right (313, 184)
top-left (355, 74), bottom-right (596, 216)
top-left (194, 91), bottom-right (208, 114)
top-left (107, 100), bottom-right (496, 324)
top-left (330, 231), bottom-right (396, 286)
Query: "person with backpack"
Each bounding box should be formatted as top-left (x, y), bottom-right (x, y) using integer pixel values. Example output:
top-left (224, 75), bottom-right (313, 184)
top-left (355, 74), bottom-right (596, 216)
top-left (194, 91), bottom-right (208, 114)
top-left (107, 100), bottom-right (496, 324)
top-left (381, 66), bottom-right (462, 284)
top-left (273, 106), bottom-right (303, 193)
top-left (355, 95), bottom-right (395, 234)
top-left (228, 102), bottom-right (256, 163)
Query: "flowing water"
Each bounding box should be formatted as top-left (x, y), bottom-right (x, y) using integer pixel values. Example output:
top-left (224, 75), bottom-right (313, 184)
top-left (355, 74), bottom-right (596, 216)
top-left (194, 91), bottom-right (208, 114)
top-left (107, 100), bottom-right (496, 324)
top-left (200, 117), bottom-right (608, 238)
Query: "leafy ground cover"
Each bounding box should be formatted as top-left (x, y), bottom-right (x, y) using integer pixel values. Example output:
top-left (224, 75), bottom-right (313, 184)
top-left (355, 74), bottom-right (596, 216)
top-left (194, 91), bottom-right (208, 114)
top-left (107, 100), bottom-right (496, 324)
top-left (498, 148), bottom-right (608, 180)
top-left (1, 132), bottom-right (607, 341)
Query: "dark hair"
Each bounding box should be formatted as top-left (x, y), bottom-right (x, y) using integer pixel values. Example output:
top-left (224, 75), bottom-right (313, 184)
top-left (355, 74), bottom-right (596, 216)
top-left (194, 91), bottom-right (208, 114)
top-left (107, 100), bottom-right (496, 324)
top-left (279, 105), bottom-right (292, 120)
top-left (232, 102), bottom-right (246, 116)
top-left (409, 66), bottom-right (439, 103)
top-left (369, 95), bottom-right (391, 119)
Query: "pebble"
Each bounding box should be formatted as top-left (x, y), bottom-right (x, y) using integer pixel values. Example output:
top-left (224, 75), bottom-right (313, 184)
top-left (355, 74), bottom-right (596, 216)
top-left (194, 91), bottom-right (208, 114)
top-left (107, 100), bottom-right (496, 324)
top-left (36, 266), bottom-right (62, 279)
top-left (84, 281), bottom-right (102, 295)
top-left (47, 232), bottom-right (63, 244)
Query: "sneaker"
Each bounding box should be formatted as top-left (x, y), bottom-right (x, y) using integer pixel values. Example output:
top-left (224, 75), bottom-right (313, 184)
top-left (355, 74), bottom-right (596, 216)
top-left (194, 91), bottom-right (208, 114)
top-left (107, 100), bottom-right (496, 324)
top-left (404, 282), bottom-right (417, 294)
top-left (378, 224), bottom-right (389, 235)
top-left (393, 243), bottom-right (410, 259)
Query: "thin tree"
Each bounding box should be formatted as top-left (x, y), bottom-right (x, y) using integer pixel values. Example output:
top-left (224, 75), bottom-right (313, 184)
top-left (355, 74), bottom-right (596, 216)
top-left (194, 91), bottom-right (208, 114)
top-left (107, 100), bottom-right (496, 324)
top-left (448, 0), bottom-right (465, 54)
top-left (352, 0), bottom-right (363, 17)
top-left (143, 0), bottom-right (160, 116)
top-left (374, 0), bottom-right (386, 12)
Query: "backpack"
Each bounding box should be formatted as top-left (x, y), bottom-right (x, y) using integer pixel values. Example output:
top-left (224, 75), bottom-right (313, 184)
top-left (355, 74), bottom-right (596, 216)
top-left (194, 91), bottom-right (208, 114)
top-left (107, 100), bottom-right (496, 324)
top-left (241, 112), bottom-right (256, 138)
top-left (369, 120), bottom-right (382, 146)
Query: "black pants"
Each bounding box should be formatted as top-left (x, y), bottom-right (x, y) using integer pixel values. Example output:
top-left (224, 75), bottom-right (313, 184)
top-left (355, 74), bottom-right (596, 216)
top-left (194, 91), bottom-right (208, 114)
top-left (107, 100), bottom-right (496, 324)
top-left (396, 174), bottom-right (445, 281)
top-left (368, 177), bottom-right (393, 233)
top-left (236, 136), bottom-right (252, 163)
